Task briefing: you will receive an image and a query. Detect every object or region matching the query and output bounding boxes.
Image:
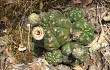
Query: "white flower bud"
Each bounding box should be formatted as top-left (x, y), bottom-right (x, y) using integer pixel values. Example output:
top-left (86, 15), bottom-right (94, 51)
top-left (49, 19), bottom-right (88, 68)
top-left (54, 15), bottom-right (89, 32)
top-left (32, 26), bottom-right (44, 40)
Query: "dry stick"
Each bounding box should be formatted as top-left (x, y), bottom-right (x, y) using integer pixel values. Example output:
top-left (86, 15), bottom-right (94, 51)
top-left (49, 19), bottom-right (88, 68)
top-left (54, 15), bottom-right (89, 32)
top-left (42, 59), bottom-right (46, 70)
top-left (19, 24), bottom-right (26, 52)
top-left (27, 0), bottom-right (33, 52)
top-left (40, 0), bottom-right (43, 14)
top-left (104, 28), bottom-right (110, 43)
top-left (98, 7), bottom-right (108, 43)
top-left (1, 59), bottom-right (3, 70)
top-left (20, 25), bottom-right (23, 46)
top-left (94, 3), bottom-right (103, 43)
top-left (98, 16), bottom-right (104, 43)
top-left (101, 11), bottom-right (110, 43)
top-left (28, 24), bottom-right (31, 52)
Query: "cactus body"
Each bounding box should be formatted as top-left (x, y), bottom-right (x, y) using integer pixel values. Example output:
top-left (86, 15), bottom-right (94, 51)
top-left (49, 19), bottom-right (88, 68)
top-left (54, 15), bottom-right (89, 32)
top-left (71, 19), bottom-right (94, 45)
top-left (66, 8), bottom-right (83, 22)
top-left (61, 42), bottom-right (75, 65)
top-left (61, 42), bottom-right (87, 65)
top-left (66, 8), bottom-right (94, 45)
top-left (39, 10), bottom-right (71, 51)
top-left (45, 50), bottom-right (62, 65)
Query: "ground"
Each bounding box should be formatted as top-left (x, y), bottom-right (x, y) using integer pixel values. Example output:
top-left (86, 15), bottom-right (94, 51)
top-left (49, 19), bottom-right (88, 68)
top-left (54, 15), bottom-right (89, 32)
top-left (0, 0), bottom-right (110, 70)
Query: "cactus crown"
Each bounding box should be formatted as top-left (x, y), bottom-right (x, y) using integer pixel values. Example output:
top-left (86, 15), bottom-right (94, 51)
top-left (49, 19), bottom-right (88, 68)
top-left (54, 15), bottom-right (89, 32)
top-left (39, 10), bottom-right (71, 51)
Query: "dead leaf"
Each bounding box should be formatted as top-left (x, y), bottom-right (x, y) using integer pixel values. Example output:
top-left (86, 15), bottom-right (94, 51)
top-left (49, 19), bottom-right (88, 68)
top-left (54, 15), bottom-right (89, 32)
top-left (56, 64), bottom-right (71, 70)
top-left (103, 12), bottom-right (110, 21)
top-left (72, 0), bottom-right (81, 4)
top-left (0, 16), bottom-right (11, 26)
top-left (89, 42), bottom-right (101, 53)
top-left (0, 37), bottom-right (6, 46)
top-left (98, 27), bottom-right (106, 43)
top-left (3, 48), bottom-right (16, 64)
top-left (73, 65), bottom-right (84, 70)
top-left (84, 0), bottom-right (93, 6)
top-left (29, 62), bottom-right (41, 70)
top-left (87, 36), bottom-right (99, 47)
top-left (105, 0), bottom-right (110, 2)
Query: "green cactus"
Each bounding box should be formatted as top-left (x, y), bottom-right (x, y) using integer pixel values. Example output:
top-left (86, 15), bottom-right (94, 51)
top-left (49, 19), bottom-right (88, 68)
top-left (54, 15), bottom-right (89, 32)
top-left (61, 42), bottom-right (72, 56)
top-left (66, 8), bottom-right (94, 45)
top-left (61, 42), bottom-right (88, 65)
top-left (66, 8), bottom-right (83, 22)
top-left (71, 19), bottom-right (94, 45)
top-left (71, 43), bottom-right (87, 63)
top-left (61, 42), bottom-right (75, 65)
top-left (72, 19), bottom-right (94, 32)
top-left (45, 50), bottom-right (62, 65)
top-left (38, 10), bottom-right (71, 51)
top-left (29, 8), bottom-right (95, 66)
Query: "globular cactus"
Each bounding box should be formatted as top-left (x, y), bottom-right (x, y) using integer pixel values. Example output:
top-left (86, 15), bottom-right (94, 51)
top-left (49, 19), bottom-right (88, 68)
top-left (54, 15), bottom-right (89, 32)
top-left (28, 13), bottom-right (40, 24)
top-left (72, 19), bottom-right (94, 32)
top-left (38, 10), bottom-right (71, 51)
top-left (71, 43), bottom-right (87, 64)
top-left (66, 8), bottom-right (83, 22)
top-left (71, 19), bottom-right (94, 45)
top-left (61, 42), bottom-right (88, 65)
top-left (61, 42), bottom-right (75, 65)
top-left (66, 8), bottom-right (94, 45)
top-left (29, 8), bottom-right (95, 66)
top-left (45, 50), bottom-right (62, 65)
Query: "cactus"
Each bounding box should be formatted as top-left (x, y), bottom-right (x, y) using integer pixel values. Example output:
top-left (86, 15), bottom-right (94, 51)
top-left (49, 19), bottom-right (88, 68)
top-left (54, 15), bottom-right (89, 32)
top-left (28, 13), bottom-right (40, 24)
top-left (38, 10), bottom-right (71, 51)
top-left (45, 50), bottom-right (62, 65)
top-left (72, 19), bottom-right (94, 32)
top-left (61, 42), bottom-right (88, 65)
top-left (29, 8), bottom-right (95, 66)
top-left (71, 19), bottom-right (94, 45)
top-left (66, 8), bottom-right (83, 22)
top-left (61, 42), bottom-right (75, 65)
top-left (71, 43), bottom-right (87, 63)
top-left (66, 8), bottom-right (94, 45)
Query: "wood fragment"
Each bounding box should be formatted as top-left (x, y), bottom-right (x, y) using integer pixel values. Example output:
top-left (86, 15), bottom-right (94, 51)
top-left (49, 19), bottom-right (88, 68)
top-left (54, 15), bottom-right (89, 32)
top-left (84, 0), bottom-right (93, 7)
top-left (72, 0), bottom-right (81, 4)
